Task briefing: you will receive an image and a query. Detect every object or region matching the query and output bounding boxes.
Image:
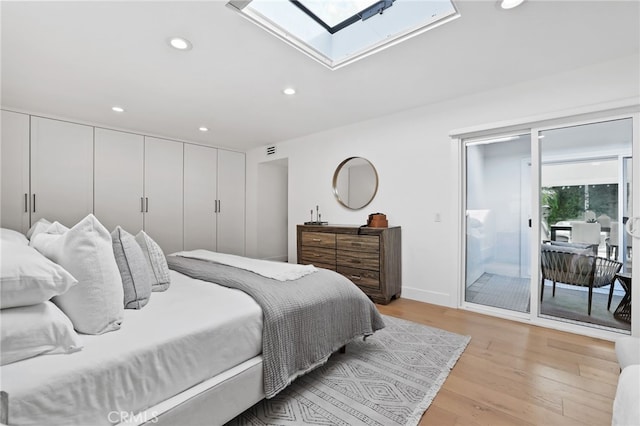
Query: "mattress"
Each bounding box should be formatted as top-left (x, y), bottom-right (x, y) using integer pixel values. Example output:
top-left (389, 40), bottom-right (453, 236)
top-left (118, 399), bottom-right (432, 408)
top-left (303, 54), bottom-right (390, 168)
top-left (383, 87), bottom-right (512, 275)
top-left (0, 270), bottom-right (263, 425)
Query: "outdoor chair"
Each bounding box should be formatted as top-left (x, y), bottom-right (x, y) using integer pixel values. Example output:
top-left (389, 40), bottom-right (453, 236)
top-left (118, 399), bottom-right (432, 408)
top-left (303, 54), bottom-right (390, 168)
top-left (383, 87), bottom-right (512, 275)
top-left (540, 245), bottom-right (622, 315)
top-left (571, 221), bottom-right (601, 255)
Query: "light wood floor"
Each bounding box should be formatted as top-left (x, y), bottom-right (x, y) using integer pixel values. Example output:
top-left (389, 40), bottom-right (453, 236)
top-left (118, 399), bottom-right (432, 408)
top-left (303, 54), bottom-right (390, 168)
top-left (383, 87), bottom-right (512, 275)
top-left (377, 298), bottom-right (619, 426)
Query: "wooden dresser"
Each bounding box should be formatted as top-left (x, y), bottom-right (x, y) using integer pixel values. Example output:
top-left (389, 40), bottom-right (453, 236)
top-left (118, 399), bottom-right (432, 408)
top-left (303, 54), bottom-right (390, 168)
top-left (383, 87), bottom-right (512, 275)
top-left (296, 224), bottom-right (401, 304)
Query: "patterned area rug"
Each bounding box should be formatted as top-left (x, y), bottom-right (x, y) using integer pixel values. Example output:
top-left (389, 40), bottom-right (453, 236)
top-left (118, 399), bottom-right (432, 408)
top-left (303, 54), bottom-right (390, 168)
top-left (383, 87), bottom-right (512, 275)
top-left (226, 315), bottom-right (470, 426)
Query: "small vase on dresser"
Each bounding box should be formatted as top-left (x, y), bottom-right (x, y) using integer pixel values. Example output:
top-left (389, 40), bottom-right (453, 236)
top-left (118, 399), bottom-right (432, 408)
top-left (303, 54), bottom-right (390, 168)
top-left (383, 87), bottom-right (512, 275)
top-left (296, 224), bottom-right (401, 304)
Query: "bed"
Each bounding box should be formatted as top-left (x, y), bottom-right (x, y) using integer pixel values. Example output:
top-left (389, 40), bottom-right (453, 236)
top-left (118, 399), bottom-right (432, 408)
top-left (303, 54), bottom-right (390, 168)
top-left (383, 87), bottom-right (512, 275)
top-left (0, 223), bottom-right (384, 426)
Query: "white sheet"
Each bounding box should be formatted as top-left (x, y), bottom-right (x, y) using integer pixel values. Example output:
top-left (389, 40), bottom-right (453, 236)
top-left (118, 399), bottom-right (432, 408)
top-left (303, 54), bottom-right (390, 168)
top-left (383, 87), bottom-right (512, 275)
top-left (174, 249), bottom-right (317, 281)
top-left (0, 270), bottom-right (263, 425)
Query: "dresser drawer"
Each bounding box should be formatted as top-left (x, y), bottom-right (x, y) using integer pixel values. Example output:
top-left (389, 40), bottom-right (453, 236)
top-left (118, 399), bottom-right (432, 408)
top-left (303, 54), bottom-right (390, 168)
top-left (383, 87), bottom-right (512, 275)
top-left (300, 247), bottom-right (336, 267)
top-left (297, 224), bottom-right (401, 305)
top-left (337, 234), bottom-right (379, 253)
top-left (338, 266), bottom-right (380, 289)
top-left (336, 250), bottom-right (379, 270)
top-left (301, 231), bottom-right (336, 249)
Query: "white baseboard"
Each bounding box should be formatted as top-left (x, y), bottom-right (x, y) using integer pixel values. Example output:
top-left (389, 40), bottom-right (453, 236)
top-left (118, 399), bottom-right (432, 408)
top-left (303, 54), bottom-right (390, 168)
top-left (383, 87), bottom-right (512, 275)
top-left (401, 286), bottom-right (455, 308)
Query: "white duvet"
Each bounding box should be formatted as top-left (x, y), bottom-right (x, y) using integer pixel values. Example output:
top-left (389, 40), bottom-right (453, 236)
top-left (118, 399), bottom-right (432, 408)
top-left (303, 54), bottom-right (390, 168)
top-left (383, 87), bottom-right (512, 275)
top-left (174, 249), bottom-right (317, 281)
top-left (0, 270), bottom-right (263, 426)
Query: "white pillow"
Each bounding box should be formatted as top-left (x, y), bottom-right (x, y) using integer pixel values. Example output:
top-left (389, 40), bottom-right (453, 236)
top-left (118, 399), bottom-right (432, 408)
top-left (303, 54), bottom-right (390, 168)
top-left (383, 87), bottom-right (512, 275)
top-left (0, 228), bottom-right (29, 245)
top-left (135, 231), bottom-right (171, 292)
top-left (26, 218), bottom-right (51, 240)
top-left (0, 240), bottom-right (78, 309)
top-left (29, 221), bottom-right (70, 252)
top-left (28, 221), bottom-right (69, 248)
top-left (46, 221), bottom-right (69, 235)
top-left (1, 301), bottom-right (83, 365)
top-left (31, 214), bottom-right (124, 335)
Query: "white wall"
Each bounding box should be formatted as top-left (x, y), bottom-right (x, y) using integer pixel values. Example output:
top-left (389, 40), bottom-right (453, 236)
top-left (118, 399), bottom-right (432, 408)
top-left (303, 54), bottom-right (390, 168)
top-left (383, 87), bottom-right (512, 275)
top-left (256, 158), bottom-right (288, 261)
top-left (245, 54), bottom-right (640, 307)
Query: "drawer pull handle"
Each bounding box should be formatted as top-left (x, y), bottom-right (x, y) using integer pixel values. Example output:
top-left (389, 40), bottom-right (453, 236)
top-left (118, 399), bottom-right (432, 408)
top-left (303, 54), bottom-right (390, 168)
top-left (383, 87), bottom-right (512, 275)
top-left (351, 259), bottom-right (361, 264)
top-left (312, 238), bottom-right (321, 241)
top-left (313, 254), bottom-right (320, 257)
top-left (350, 275), bottom-right (361, 280)
top-left (352, 243), bottom-right (362, 246)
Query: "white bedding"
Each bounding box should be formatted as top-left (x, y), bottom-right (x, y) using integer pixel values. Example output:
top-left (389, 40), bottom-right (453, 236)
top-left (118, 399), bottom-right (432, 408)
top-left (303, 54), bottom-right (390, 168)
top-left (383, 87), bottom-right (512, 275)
top-left (0, 270), bottom-right (263, 425)
top-left (174, 249), bottom-right (317, 281)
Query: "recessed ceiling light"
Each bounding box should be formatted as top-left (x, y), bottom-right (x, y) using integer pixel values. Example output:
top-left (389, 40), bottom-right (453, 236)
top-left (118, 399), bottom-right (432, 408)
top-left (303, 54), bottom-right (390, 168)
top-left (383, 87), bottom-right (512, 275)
top-left (112, 106), bottom-right (124, 113)
top-left (283, 88), bottom-right (296, 95)
top-left (198, 127), bottom-right (209, 132)
top-left (169, 37), bottom-right (192, 51)
top-left (500, 0), bottom-right (524, 9)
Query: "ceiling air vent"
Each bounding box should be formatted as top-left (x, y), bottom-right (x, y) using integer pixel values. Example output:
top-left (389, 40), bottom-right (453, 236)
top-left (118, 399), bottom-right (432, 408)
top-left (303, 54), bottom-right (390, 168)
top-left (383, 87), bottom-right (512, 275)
top-left (266, 146), bottom-right (276, 155)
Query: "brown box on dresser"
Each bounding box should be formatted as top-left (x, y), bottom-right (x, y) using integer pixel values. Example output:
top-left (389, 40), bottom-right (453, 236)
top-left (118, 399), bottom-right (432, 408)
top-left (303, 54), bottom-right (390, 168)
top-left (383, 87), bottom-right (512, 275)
top-left (297, 224), bottom-right (401, 304)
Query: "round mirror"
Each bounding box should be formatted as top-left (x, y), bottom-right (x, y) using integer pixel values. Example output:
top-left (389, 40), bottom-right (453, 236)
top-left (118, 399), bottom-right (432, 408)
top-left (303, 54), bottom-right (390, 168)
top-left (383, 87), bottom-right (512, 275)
top-left (332, 157), bottom-right (379, 210)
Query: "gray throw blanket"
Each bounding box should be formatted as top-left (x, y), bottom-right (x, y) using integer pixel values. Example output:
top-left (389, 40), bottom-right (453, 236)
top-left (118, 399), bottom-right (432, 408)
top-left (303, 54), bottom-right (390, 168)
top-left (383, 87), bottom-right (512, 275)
top-left (167, 255), bottom-right (385, 398)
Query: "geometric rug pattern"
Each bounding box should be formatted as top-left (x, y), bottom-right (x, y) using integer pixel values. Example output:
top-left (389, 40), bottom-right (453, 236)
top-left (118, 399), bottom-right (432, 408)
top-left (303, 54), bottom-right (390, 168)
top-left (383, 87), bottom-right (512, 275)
top-left (226, 315), bottom-right (470, 426)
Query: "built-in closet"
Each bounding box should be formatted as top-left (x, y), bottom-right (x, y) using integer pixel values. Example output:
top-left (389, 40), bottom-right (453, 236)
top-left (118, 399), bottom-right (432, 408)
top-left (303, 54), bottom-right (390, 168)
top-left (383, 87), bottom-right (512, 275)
top-left (1, 110), bottom-right (246, 256)
top-left (183, 144), bottom-right (246, 255)
top-left (140, 136), bottom-right (185, 255)
top-left (1, 110), bottom-right (30, 233)
top-left (95, 131), bottom-right (185, 255)
top-left (2, 113), bottom-right (95, 231)
top-left (94, 128), bottom-right (145, 234)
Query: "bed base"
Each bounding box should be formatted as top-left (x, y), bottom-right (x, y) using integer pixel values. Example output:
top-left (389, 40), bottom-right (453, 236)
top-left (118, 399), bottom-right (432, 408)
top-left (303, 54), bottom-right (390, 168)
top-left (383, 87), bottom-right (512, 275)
top-left (131, 357), bottom-right (264, 426)
top-left (139, 346), bottom-right (347, 425)
top-left (2, 348), bottom-right (348, 425)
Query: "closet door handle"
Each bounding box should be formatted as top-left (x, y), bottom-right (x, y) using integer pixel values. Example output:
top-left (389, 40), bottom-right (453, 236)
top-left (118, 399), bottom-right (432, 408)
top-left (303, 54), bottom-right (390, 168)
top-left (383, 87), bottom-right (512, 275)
top-left (24, 193), bottom-right (28, 213)
top-left (141, 197), bottom-right (144, 213)
top-left (214, 200), bottom-right (218, 213)
top-left (218, 200), bottom-right (221, 213)
top-left (32, 194), bottom-right (36, 213)
top-left (145, 197), bottom-right (149, 213)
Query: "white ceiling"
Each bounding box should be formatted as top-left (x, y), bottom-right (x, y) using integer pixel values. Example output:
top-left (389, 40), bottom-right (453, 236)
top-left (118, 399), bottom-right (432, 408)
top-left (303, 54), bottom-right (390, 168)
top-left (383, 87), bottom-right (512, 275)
top-left (1, 1), bottom-right (639, 152)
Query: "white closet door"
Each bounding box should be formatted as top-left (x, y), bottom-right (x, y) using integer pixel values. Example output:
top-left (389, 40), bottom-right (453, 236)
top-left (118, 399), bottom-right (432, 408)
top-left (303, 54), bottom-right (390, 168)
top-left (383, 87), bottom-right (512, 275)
top-left (30, 117), bottom-right (93, 227)
top-left (94, 128), bottom-right (144, 234)
top-left (184, 144), bottom-right (217, 251)
top-left (216, 150), bottom-right (245, 255)
top-left (1, 111), bottom-right (30, 233)
top-left (144, 137), bottom-right (183, 255)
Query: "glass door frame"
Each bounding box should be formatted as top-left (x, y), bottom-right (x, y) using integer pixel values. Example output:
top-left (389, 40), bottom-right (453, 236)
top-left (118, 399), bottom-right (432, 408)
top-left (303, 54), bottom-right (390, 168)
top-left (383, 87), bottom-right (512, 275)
top-left (457, 109), bottom-right (640, 340)
top-left (460, 131), bottom-right (532, 319)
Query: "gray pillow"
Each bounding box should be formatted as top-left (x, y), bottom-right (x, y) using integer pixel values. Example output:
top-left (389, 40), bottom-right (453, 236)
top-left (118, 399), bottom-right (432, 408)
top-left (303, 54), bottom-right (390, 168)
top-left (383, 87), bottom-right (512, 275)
top-left (112, 227), bottom-right (152, 309)
top-left (135, 231), bottom-right (171, 292)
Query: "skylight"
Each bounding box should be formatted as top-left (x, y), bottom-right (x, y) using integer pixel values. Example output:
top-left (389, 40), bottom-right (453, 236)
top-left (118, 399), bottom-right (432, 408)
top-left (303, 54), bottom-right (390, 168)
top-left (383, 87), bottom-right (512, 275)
top-left (291, 0), bottom-right (391, 34)
top-left (227, 0), bottom-right (459, 70)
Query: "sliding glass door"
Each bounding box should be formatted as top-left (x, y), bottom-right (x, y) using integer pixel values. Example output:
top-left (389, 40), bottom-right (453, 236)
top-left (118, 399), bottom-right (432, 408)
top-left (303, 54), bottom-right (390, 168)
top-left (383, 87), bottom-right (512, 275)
top-left (464, 133), bottom-right (531, 313)
top-left (462, 116), bottom-right (634, 335)
top-left (539, 118), bottom-right (633, 332)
